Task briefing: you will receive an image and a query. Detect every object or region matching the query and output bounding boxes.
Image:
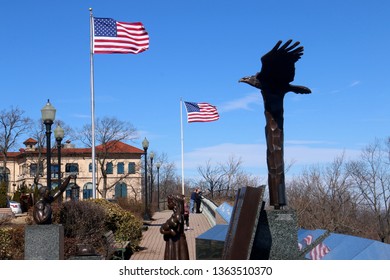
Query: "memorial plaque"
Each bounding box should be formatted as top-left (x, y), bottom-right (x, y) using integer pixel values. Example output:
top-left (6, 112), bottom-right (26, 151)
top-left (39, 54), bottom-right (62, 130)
top-left (222, 186), bottom-right (265, 259)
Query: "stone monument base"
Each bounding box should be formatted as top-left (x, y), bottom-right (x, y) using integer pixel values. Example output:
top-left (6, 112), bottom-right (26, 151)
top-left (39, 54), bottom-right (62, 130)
top-left (251, 206), bottom-right (301, 260)
top-left (196, 224), bottom-right (229, 260)
top-left (25, 224), bottom-right (64, 260)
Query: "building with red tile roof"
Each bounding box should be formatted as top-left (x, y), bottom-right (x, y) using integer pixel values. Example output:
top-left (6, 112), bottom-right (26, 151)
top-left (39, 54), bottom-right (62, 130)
top-left (2, 138), bottom-right (144, 200)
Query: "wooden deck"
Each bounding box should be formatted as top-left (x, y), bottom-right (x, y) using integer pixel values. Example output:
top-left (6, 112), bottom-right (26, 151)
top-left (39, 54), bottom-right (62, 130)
top-left (130, 210), bottom-right (212, 260)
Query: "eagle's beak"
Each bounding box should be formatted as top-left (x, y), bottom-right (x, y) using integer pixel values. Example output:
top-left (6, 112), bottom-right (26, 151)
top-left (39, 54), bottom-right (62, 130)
top-left (239, 77), bottom-right (250, 83)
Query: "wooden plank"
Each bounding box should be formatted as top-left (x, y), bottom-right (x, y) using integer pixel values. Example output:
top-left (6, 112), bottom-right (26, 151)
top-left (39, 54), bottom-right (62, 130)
top-left (131, 210), bottom-right (212, 260)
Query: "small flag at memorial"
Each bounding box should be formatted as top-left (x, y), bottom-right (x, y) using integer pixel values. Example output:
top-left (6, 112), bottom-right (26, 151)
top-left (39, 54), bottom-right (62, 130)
top-left (93, 17), bottom-right (149, 54)
top-left (310, 242), bottom-right (330, 260)
top-left (298, 234), bottom-right (313, 251)
top-left (184, 101), bottom-right (219, 123)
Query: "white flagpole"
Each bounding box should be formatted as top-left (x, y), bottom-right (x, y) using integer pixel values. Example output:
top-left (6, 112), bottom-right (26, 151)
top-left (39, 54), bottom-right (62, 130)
top-left (180, 98), bottom-right (185, 195)
top-left (89, 8), bottom-right (97, 199)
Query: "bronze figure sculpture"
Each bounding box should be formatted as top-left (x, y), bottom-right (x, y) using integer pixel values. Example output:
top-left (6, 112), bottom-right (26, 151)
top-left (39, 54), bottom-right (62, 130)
top-left (33, 174), bottom-right (76, 224)
top-left (239, 40), bottom-right (311, 209)
top-left (160, 194), bottom-right (190, 260)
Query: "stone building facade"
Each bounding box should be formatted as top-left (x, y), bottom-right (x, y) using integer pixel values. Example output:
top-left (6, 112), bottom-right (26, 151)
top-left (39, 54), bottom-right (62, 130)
top-left (2, 138), bottom-right (144, 200)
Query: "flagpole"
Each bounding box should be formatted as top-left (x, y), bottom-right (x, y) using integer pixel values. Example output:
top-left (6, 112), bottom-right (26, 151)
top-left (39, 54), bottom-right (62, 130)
top-left (89, 8), bottom-right (97, 199)
top-left (180, 98), bottom-right (185, 195)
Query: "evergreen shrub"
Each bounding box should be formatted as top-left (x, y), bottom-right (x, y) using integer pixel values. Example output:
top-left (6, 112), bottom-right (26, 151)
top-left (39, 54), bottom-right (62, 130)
top-left (92, 199), bottom-right (143, 252)
top-left (0, 181), bottom-right (8, 208)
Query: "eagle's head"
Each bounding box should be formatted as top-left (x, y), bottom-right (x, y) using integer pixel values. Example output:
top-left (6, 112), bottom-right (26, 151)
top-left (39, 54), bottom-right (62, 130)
top-left (239, 74), bottom-right (262, 90)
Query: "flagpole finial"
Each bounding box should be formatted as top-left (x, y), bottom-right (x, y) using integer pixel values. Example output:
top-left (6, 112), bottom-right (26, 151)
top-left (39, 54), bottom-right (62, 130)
top-left (89, 7), bottom-right (93, 12)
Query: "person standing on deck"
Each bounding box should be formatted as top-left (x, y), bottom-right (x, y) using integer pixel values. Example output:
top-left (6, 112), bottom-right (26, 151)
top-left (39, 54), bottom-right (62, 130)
top-left (190, 188), bottom-right (198, 213)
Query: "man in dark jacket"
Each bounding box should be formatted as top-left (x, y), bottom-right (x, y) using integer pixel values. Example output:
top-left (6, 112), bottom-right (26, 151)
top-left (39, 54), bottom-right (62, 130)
top-left (195, 189), bottom-right (202, 213)
top-left (190, 188), bottom-right (197, 213)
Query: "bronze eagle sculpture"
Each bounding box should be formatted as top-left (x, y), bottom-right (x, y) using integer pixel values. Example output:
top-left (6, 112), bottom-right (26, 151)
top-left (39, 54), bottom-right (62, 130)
top-left (239, 40), bottom-right (311, 209)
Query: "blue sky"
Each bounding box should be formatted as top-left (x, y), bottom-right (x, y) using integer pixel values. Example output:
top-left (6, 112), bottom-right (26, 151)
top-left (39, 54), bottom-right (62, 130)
top-left (1, 1), bottom-right (389, 181)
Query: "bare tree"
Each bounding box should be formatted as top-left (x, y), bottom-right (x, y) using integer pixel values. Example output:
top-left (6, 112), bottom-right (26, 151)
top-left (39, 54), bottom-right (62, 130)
top-left (347, 138), bottom-right (390, 242)
top-left (148, 152), bottom-right (181, 206)
top-left (221, 156), bottom-right (242, 198)
top-left (27, 119), bottom-right (73, 188)
top-left (77, 116), bottom-right (138, 198)
top-left (0, 107), bottom-right (32, 184)
top-left (287, 153), bottom-right (359, 234)
top-left (29, 120), bottom-right (45, 187)
top-left (197, 159), bottom-right (224, 199)
top-left (197, 156), bottom-right (262, 200)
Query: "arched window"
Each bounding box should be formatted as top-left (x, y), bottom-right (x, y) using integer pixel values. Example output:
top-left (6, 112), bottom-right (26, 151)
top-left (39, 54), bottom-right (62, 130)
top-left (115, 182), bottom-right (127, 198)
top-left (117, 162), bottom-right (124, 174)
top-left (83, 183), bottom-right (93, 199)
top-left (65, 183), bottom-right (73, 199)
top-left (0, 167), bottom-right (10, 182)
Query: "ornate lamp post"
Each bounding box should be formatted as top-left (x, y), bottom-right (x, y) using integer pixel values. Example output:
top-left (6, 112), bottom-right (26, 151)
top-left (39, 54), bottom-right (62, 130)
top-left (41, 100), bottom-right (56, 192)
top-left (149, 151), bottom-right (154, 204)
top-left (142, 137), bottom-right (150, 220)
top-left (156, 162), bottom-right (161, 211)
top-left (34, 100), bottom-right (74, 225)
top-left (54, 125), bottom-right (64, 202)
top-left (54, 125), bottom-right (64, 181)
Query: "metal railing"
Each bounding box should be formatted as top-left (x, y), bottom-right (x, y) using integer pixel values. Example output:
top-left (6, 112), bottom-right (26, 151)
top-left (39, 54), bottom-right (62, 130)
top-left (198, 197), bottom-right (218, 226)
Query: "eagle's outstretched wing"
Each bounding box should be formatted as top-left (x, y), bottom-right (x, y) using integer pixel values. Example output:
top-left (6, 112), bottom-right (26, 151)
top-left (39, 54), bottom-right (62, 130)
top-left (241, 40), bottom-right (311, 94)
top-left (257, 40), bottom-right (302, 86)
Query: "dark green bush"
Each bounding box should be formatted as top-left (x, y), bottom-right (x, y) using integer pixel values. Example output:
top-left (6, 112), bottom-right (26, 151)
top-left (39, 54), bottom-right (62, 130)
top-left (0, 181), bottom-right (8, 208)
top-left (0, 198), bottom-right (144, 260)
top-left (92, 199), bottom-right (143, 252)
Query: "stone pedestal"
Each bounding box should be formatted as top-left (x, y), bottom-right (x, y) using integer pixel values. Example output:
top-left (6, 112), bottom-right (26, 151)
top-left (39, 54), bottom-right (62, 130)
top-left (251, 207), bottom-right (300, 260)
top-left (25, 224), bottom-right (64, 260)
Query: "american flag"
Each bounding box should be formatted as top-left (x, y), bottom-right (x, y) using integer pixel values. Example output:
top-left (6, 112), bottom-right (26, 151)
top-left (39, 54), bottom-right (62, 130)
top-left (298, 234), bottom-right (313, 250)
top-left (184, 102), bottom-right (219, 123)
top-left (309, 242), bottom-right (331, 260)
top-left (93, 17), bottom-right (149, 54)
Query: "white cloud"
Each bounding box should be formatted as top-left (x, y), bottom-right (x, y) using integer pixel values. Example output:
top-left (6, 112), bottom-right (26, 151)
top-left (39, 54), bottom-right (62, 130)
top-left (349, 80), bottom-right (361, 87)
top-left (285, 140), bottom-right (337, 145)
top-left (329, 80), bottom-right (360, 94)
top-left (179, 142), bottom-right (362, 179)
top-left (219, 93), bottom-right (261, 112)
top-left (183, 143), bottom-right (266, 169)
top-left (284, 144), bottom-right (360, 166)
